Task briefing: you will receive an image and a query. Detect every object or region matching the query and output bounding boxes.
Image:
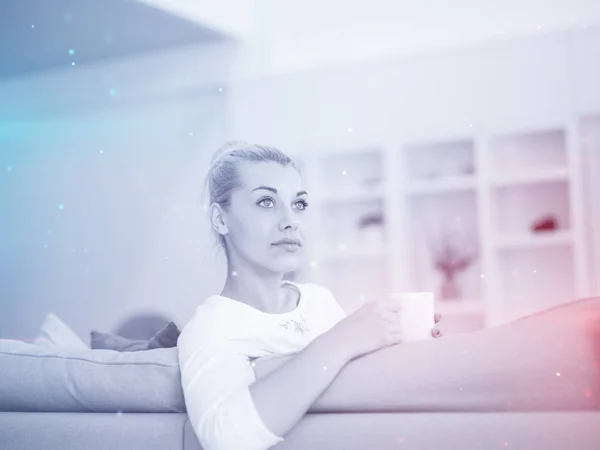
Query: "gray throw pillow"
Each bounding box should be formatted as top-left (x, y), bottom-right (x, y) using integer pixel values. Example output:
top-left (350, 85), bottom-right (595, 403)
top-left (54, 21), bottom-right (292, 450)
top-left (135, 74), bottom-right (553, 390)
top-left (147, 322), bottom-right (180, 349)
top-left (90, 322), bottom-right (181, 352)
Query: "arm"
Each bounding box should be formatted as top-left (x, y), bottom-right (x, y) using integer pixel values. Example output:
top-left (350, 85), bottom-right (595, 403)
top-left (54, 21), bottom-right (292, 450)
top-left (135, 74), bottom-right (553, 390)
top-left (248, 285), bottom-right (351, 436)
top-left (178, 313), bottom-right (352, 450)
top-left (252, 355), bottom-right (294, 381)
top-left (249, 330), bottom-right (351, 438)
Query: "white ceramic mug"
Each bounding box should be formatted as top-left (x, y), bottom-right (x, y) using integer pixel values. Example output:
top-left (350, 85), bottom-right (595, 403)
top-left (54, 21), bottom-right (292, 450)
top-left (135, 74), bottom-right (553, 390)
top-left (386, 292), bottom-right (435, 341)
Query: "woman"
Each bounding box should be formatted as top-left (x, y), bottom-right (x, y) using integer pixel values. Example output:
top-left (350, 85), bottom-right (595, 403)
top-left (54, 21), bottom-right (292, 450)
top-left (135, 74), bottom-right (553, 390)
top-left (177, 141), bottom-right (442, 450)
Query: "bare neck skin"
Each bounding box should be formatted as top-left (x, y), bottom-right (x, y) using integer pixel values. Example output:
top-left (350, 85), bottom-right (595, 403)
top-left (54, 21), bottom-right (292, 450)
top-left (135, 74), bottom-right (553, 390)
top-left (220, 258), bottom-right (298, 314)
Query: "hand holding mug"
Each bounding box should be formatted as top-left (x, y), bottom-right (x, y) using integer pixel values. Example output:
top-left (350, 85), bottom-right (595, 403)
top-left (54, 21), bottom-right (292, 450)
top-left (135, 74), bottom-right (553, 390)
top-left (387, 292), bottom-right (443, 341)
top-left (327, 291), bottom-right (442, 362)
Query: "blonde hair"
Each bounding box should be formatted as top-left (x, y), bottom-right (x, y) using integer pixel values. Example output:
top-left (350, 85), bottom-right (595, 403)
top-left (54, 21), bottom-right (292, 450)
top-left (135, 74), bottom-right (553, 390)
top-left (203, 141), bottom-right (300, 250)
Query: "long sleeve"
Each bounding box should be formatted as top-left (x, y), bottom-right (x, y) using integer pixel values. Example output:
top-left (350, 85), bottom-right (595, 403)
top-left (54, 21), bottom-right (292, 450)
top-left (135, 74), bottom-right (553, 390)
top-left (178, 315), bottom-right (284, 450)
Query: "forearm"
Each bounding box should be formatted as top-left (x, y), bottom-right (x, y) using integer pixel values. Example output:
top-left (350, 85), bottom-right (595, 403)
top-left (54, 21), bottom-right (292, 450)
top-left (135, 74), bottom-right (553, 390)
top-left (252, 355), bottom-right (293, 381)
top-left (249, 330), bottom-right (351, 438)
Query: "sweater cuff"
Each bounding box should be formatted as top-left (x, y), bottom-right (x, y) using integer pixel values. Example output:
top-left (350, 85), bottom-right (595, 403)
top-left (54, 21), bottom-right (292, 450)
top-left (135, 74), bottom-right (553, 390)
top-left (231, 386), bottom-right (285, 449)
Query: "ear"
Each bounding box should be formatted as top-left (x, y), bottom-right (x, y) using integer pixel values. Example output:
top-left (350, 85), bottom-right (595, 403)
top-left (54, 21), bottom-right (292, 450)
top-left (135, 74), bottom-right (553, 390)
top-left (209, 203), bottom-right (228, 236)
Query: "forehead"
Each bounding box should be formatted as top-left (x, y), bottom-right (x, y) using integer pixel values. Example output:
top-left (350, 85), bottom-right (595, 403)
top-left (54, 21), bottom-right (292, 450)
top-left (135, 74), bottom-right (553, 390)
top-left (238, 161), bottom-right (304, 193)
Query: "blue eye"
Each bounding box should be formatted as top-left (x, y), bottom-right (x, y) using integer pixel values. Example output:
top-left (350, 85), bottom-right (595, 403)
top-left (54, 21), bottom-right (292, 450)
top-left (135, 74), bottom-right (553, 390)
top-left (295, 200), bottom-right (309, 210)
top-left (257, 198), bottom-right (309, 210)
top-left (258, 198), bottom-right (275, 208)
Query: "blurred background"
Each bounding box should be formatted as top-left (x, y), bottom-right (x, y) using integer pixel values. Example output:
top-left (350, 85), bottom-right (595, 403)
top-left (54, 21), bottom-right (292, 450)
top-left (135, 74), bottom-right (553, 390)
top-left (1, 0), bottom-right (599, 341)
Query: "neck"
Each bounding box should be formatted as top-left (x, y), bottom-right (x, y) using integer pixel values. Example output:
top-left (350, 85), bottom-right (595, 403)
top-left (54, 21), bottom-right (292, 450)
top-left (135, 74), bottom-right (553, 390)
top-left (220, 257), bottom-right (288, 314)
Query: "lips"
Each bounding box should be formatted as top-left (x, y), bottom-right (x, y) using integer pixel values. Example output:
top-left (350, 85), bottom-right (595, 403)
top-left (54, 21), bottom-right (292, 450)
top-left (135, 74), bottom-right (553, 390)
top-left (272, 238), bottom-right (302, 246)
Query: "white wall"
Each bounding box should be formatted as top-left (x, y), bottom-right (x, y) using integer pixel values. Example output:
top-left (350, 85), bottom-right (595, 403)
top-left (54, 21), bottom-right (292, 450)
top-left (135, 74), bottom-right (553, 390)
top-left (0, 45), bottom-right (233, 340)
top-left (138, 0), bottom-right (256, 39)
top-left (229, 25), bottom-right (600, 154)
top-left (256, 0), bottom-right (600, 75)
top-left (230, 29), bottom-right (600, 148)
top-left (0, 40), bottom-right (239, 122)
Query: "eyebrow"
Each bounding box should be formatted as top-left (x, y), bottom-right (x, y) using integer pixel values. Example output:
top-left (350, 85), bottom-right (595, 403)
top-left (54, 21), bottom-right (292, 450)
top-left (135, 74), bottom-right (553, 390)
top-left (251, 186), bottom-right (308, 197)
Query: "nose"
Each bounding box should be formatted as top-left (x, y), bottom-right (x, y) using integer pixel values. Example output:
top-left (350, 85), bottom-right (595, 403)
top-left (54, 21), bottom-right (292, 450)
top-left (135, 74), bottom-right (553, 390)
top-left (278, 208), bottom-right (300, 232)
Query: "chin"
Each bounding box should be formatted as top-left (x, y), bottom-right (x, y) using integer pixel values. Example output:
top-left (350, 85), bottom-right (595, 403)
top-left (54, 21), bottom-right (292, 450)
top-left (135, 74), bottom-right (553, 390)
top-left (278, 259), bottom-right (302, 274)
top-left (266, 250), bottom-right (303, 273)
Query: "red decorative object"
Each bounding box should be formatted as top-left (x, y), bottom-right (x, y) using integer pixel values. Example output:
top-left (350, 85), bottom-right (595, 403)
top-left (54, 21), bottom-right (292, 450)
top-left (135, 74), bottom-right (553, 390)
top-left (531, 215), bottom-right (558, 232)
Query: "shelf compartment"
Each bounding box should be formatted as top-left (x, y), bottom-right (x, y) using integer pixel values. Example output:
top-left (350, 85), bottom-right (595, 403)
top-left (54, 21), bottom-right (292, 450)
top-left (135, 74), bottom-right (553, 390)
top-left (489, 128), bottom-right (567, 176)
top-left (498, 246), bottom-right (575, 322)
top-left (318, 198), bottom-right (387, 252)
top-left (404, 190), bottom-right (482, 303)
top-left (492, 181), bottom-right (571, 237)
top-left (402, 139), bottom-right (476, 182)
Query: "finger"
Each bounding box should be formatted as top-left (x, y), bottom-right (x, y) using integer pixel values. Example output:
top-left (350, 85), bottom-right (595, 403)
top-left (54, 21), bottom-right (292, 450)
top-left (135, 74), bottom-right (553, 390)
top-left (387, 328), bottom-right (404, 345)
top-left (434, 313), bottom-right (442, 323)
top-left (431, 328), bottom-right (443, 338)
top-left (385, 322), bottom-right (403, 334)
top-left (381, 311), bottom-right (401, 324)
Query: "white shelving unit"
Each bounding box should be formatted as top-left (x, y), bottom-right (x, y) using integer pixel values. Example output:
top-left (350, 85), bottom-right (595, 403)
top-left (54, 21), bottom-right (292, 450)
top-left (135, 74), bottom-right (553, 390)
top-left (292, 118), bottom-right (594, 333)
top-left (580, 115), bottom-right (600, 297)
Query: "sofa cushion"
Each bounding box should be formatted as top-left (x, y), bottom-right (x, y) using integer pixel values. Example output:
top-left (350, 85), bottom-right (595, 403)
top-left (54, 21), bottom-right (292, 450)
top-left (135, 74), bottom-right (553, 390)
top-left (0, 340), bottom-right (185, 413)
top-left (91, 322), bottom-right (181, 352)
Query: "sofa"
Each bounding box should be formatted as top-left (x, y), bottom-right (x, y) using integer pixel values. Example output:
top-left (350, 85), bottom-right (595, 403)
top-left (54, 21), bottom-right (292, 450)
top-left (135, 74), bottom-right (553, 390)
top-left (3, 410), bottom-right (600, 450)
top-left (2, 297), bottom-right (600, 450)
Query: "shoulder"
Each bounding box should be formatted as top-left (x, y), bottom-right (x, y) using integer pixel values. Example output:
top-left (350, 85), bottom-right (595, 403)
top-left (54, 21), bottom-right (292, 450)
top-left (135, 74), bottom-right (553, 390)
top-left (177, 297), bottom-right (248, 355)
top-left (291, 282), bottom-right (346, 317)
